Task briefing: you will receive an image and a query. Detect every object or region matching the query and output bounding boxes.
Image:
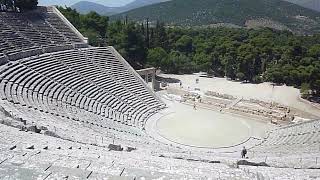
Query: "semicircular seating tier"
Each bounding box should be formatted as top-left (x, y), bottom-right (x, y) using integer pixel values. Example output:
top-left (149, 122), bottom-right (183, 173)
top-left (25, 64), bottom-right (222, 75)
top-left (0, 7), bottom-right (86, 61)
top-left (0, 47), bottom-right (165, 130)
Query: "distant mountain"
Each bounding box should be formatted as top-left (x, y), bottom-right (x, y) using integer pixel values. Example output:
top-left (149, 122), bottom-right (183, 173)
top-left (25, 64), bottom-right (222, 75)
top-left (39, 0), bottom-right (130, 7)
top-left (112, 0), bottom-right (320, 35)
top-left (284, 0), bottom-right (320, 12)
top-left (71, 1), bottom-right (118, 15)
top-left (71, 0), bottom-right (170, 15)
top-left (121, 0), bottom-right (171, 12)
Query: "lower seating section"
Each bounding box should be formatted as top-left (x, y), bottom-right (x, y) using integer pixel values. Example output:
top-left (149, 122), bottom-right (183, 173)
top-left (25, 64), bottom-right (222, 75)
top-left (0, 47), bottom-right (165, 131)
top-left (247, 120), bottom-right (320, 168)
top-left (82, 47), bottom-right (164, 120)
top-left (1, 124), bottom-right (318, 180)
top-left (250, 120), bottom-right (320, 155)
top-left (0, 99), bottom-right (158, 149)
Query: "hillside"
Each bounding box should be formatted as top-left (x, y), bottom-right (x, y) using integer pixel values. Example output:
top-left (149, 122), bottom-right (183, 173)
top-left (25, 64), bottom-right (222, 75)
top-left (284, 0), bottom-right (320, 12)
top-left (71, 1), bottom-right (118, 15)
top-left (71, 0), bottom-right (170, 15)
top-left (300, 0), bottom-right (320, 12)
top-left (111, 0), bottom-right (320, 34)
top-left (121, 0), bottom-right (171, 12)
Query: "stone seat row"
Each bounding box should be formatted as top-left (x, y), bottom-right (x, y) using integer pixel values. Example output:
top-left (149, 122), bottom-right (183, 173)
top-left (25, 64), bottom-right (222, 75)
top-left (0, 124), bottom-right (255, 180)
top-left (0, 47), bottom-right (164, 129)
top-left (250, 120), bottom-right (320, 155)
top-left (3, 123), bottom-right (318, 179)
top-left (0, 101), bottom-right (150, 148)
top-left (59, 49), bottom-right (161, 109)
top-left (1, 66), bottom-right (140, 127)
top-left (83, 47), bottom-right (163, 106)
top-left (43, 13), bottom-right (83, 43)
top-left (0, 9), bottom-right (83, 57)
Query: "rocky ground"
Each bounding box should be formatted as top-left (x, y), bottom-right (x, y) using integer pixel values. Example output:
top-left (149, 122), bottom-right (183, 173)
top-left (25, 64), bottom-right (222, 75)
top-left (159, 73), bottom-right (320, 120)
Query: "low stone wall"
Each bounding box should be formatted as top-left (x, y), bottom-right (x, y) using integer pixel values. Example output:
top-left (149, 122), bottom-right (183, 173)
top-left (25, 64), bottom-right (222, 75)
top-left (43, 45), bottom-right (73, 53)
top-left (7, 48), bottom-right (42, 61)
top-left (205, 91), bottom-right (236, 100)
top-left (0, 55), bottom-right (7, 65)
top-left (73, 43), bottom-right (89, 49)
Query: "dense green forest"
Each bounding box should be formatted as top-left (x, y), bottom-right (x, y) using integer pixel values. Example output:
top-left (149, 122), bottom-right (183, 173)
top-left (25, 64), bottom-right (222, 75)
top-left (58, 7), bottom-right (320, 97)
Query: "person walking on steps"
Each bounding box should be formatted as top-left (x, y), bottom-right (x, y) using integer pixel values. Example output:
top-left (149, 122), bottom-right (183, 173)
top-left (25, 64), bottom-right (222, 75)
top-left (241, 146), bottom-right (247, 158)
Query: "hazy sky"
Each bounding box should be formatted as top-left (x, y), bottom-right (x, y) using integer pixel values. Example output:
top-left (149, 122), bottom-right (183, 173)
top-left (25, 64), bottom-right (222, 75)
top-left (38, 0), bottom-right (136, 7)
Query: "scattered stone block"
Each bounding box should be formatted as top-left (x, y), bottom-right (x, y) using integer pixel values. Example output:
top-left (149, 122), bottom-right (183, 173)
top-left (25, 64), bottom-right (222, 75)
top-left (44, 130), bottom-right (60, 138)
top-left (19, 118), bottom-right (27, 125)
top-left (39, 126), bottom-right (48, 131)
top-left (9, 145), bottom-right (16, 150)
top-left (27, 125), bottom-right (41, 133)
top-left (17, 125), bottom-right (26, 131)
top-left (108, 144), bottom-right (123, 151)
top-left (26, 145), bottom-right (34, 150)
top-left (237, 160), bottom-right (269, 167)
top-left (208, 160), bottom-right (221, 164)
top-left (126, 147), bottom-right (136, 152)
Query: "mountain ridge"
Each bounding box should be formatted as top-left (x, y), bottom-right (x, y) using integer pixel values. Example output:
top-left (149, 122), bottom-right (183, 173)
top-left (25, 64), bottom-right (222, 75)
top-left (71, 1), bottom-right (117, 15)
top-left (284, 0), bottom-right (320, 12)
top-left (111, 0), bottom-right (320, 35)
top-left (71, 0), bottom-right (169, 15)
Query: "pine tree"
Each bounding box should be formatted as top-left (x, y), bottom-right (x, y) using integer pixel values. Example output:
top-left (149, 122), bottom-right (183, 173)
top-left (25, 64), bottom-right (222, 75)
top-left (146, 18), bottom-right (150, 48)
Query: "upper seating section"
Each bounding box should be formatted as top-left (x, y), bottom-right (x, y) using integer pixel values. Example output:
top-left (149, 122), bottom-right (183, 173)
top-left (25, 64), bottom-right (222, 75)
top-left (0, 7), bottom-right (85, 60)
